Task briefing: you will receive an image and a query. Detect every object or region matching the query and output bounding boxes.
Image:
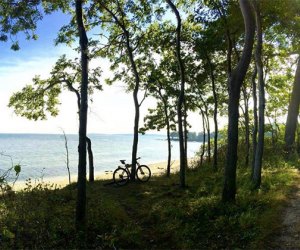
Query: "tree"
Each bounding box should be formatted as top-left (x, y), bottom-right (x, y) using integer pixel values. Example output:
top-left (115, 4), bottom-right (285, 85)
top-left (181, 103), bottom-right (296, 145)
top-left (251, 0), bottom-right (265, 189)
top-left (222, 0), bottom-right (255, 202)
top-left (0, 0), bottom-right (42, 50)
top-left (75, 0), bottom-right (89, 236)
top-left (285, 59), bottom-right (300, 153)
top-left (166, 0), bottom-right (187, 188)
top-left (90, 1), bottom-right (156, 181)
top-left (9, 55), bottom-right (101, 182)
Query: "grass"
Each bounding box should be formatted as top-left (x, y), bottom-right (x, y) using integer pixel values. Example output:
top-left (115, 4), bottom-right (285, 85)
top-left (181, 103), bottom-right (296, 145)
top-left (0, 140), bottom-right (299, 249)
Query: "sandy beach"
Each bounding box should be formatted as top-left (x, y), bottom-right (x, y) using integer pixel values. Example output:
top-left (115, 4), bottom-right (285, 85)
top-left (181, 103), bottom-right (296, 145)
top-left (12, 159), bottom-right (184, 191)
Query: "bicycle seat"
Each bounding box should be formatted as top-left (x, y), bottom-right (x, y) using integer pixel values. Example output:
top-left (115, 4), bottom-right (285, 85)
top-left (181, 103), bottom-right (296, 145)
top-left (120, 160), bottom-right (126, 164)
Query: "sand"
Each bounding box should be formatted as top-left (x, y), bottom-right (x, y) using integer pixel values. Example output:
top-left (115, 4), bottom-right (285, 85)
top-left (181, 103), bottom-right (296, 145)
top-left (12, 159), bottom-right (183, 191)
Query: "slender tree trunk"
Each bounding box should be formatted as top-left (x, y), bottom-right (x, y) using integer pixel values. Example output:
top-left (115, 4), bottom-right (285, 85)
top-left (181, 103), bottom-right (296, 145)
top-left (251, 66), bottom-right (258, 175)
top-left (297, 124), bottom-right (300, 154)
top-left (205, 110), bottom-right (211, 162)
top-left (242, 86), bottom-right (250, 167)
top-left (199, 95), bottom-right (211, 162)
top-left (206, 54), bottom-right (218, 170)
top-left (222, 0), bottom-right (255, 202)
top-left (166, 0), bottom-right (186, 188)
top-left (75, 0), bottom-right (88, 235)
top-left (200, 109), bottom-right (206, 166)
top-left (252, 0), bottom-right (265, 189)
top-left (166, 120), bottom-right (172, 176)
top-left (184, 103), bottom-right (188, 169)
top-left (62, 129), bottom-right (71, 184)
top-left (86, 137), bottom-right (94, 182)
top-left (284, 58), bottom-right (300, 153)
top-left (162, 98), bottom-right (172, 177)
top-left (68, 82), bottom-right (95, 183)
top-left (123, 30), bottom-right (140, 181)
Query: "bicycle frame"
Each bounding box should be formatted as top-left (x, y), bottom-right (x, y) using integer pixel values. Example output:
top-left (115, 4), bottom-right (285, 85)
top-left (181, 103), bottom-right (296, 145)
top-left (119, 157), bottom-right (141, 178)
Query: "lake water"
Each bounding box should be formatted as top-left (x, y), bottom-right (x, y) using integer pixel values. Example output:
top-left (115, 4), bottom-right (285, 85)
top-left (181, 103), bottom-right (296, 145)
top-left (0, 133), bottom-right (201, 181)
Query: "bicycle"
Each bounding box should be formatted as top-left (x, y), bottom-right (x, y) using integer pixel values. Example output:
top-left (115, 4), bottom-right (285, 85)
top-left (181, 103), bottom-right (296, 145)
top-left (113, 157), bottom-right (151, 186)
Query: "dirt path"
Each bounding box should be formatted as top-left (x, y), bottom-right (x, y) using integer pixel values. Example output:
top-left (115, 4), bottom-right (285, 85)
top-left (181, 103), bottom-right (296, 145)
top-left (271, 185), bottom-right (300, 249)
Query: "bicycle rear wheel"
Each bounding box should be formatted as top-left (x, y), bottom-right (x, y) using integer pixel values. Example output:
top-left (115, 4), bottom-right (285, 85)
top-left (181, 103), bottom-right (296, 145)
top-left (136, 165), bottom-right (151, 182)
top-left (113, 167), bottom-right (129, 186)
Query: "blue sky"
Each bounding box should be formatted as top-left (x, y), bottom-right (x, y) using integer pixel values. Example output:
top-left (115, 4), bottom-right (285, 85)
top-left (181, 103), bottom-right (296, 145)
top-left (0, 9), bottom-right (204, 134)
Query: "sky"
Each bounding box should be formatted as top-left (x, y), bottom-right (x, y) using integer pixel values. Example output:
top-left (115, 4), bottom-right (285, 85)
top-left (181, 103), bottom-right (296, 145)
top-left (0, 9), bottom-right (209, 135)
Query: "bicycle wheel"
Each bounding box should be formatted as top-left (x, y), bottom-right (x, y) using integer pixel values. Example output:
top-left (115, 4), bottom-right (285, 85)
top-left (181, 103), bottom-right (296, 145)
top-left (113, 167), bottom-right (129, 186)
top-left (136, 165), bottom-right (151, 182)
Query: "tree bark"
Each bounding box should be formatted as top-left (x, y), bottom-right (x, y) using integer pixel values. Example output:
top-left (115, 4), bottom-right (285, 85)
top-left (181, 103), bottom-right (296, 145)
top-left (200, 109), bottom-right (206, 167)
top-left (159, 92), bottom-right (172, 176)
top-left (166, 0), bottom-right (186, 188)
top-left (297, 125), bottom-right (300, 154)
top-left (205, 108), bottom-right (211, 163)
top-left (184, 102), bottom-right (188, 169)
top-left (75, 0), bottom-right (88, 235)
top-left (86, 137), bottom-right (94, 182)
top-left (165, 104), bottom-right (172, 177)
top-left (206, 54), bottom-right (218, 170)
top-left (252, 0), bottom-right (265, 189)
top-left (242, 86), bottom-right (250, 167)
top-left (222, 0), bottom-right (255, 202)
top-left (251, 66), bottom-right (258, 175)
top-left (284, 57), bottom-right (300, 153)
top-left (199, 95), bottom-right (211, 163)
top-left (124, 33), bottom-right (140, 181)
top-left (68, 83), bottom-right (94, 182)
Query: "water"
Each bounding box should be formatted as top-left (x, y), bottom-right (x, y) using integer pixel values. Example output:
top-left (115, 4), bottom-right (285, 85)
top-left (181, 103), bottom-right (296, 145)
top-left (0, 133), bottom-right (201, 181)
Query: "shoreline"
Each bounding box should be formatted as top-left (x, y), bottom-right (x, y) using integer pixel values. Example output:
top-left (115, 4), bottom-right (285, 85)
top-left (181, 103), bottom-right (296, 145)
top-left (12, 159), bottom-right (185, 191)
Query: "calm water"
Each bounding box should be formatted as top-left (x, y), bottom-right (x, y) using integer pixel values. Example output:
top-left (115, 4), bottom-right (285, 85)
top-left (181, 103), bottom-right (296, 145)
top-left (0, 133), bottom-right (201, 180)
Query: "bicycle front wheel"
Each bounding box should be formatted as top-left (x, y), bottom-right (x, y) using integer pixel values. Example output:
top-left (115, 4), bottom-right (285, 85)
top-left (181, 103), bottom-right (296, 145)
top-left (113, 167), bottom-right (129, 186)
top-left (136, 165), bottom-right (151, 182)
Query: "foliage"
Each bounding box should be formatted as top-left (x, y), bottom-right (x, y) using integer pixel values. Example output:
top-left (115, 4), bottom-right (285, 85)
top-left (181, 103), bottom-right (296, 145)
top-left (8, 55), bottom-right (102, 120)
top-left (0, 0), bottom-right (42, 50)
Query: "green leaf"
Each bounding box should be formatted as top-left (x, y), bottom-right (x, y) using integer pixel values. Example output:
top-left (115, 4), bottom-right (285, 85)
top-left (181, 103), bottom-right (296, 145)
top-left (2, 228), bottom-right (15, 239)
top-left (14, 164), bottom-right (21, 175)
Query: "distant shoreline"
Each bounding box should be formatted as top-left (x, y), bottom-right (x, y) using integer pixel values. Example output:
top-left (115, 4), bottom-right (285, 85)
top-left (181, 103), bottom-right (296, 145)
top-left (12, 158), bottom-right (198, 191)
top-left (12, 159), bottom-right (184, 191)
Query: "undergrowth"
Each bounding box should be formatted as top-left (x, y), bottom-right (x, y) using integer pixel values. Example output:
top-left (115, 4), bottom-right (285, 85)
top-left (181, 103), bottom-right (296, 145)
top-left (0, 140), bottom-right (299, 249)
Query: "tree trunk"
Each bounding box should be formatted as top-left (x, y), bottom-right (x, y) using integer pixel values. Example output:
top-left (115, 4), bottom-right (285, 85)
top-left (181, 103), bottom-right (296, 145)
top-left (199, 95), bottom-right (211, 163)
top-left (206, 54), bottom-right (218, 170)
top-left (75, 0), bottom-right (88, 235)
top-left (284, 58), bottom-right (300, 153)
top-left (297, 124), bottom-right (300, 154)
top-left (166, 119), bottom-right (172, 177)
top-left (166, 0), bottom-right (186, 188)
top-left (184, 102), bottom-right (188, 169)
top-left (200, 109), bottom-right (206, 167)
top-left (222, 0), bottom-right (255, 202)
top-left (205, 110), bottom-right (211, 162)
top-left (251, 66), bottom-right (258, 175)
top-left (162, 97), bottom-right (172, 177)
top-left (68, 78), bottom-right (95, 183)
top-left (252, 0), bottom-right (265, 189)
top-left (242, 86), bottom-right (250, 167)
top-left (124, 30), bottom-right (140, 181)
top-left (86, 137), bottom-right (94, 182)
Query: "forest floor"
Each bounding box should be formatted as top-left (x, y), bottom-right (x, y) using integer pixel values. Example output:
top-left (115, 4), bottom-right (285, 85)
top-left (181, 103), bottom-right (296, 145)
top-left (269, 172), bottom-right (300, 249)
top-left (1, 142), bottom-right (300, 249)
